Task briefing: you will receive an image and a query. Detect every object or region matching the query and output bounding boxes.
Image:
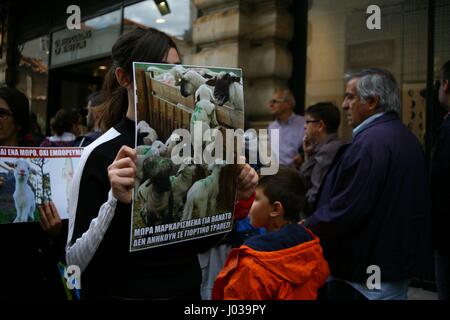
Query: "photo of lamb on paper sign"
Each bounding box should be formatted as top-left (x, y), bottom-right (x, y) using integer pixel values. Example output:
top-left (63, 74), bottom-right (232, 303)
top-left (0, 150), bottom-right (80, 224)
top-left (131, 62), bottom-right (243, 232)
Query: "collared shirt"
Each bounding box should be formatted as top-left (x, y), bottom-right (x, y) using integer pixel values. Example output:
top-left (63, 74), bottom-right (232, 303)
top-left (352, 112), bottom-right (385, 138)
top-left (299, 134), bottom-right (345, 206)
top-left (268, 113), bottom-right (305, 167)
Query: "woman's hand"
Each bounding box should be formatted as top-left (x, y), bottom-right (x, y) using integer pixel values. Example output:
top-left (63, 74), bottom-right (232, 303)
top-left (108, 146), bottom-right (137, 204)
top-left (39, 201), bottom-right (62, 237)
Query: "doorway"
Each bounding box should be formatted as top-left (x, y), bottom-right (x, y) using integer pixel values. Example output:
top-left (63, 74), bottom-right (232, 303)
top-left (46, 57), bottom-right (111, 135)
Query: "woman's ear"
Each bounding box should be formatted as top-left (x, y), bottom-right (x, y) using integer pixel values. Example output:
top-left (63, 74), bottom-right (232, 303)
top-left (115, 67), bottom-right (132, 88)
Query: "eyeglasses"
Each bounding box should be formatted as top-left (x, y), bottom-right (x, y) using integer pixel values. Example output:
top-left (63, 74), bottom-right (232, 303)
top-left (269, 99), bottom-right (287, 104)
top-left (0, 109), bottom-right (13, 119)
top-left (305, 120), bottom-right (320, 124)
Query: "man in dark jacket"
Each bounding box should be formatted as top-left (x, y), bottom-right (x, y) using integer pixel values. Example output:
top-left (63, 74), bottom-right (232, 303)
top-left (431, 60), bottom-right (450, 300)
top-left (305, 68), bottom-right (431, 300)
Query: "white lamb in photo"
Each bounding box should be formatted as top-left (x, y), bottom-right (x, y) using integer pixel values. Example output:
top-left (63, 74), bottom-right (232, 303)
top-left (10, 160), bottom-right (37, 223)
top-left (190, 85), bottom-right (219, 147)
top-left (135, 141), bottom-right (169, 193)
top-left (170, 157), bottom-right (205, 220)
top-left (163, 133), bottom-right (182, 158)
top-left (181, 159), bottom-right (226, 221)
top-left (137, 120), bottom-right (158, 145)
top-left (147, 65), bottom-right (187, 86)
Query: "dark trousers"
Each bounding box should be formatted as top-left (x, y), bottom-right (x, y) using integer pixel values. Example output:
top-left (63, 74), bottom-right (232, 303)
top-left (323, 280), bottom-right (368, 300)
top-left (435, 249), bottom-right (450, 300)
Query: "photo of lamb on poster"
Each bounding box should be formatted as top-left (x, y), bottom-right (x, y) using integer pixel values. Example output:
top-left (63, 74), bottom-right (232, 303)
top-left (130, 62), bottom-right (245, 252)
top-left (0, 147), bottom-right (82, 224)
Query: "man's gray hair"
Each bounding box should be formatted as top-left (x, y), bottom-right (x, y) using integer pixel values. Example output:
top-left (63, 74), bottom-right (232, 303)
top-left (344, 68), bottom-right (400, 114)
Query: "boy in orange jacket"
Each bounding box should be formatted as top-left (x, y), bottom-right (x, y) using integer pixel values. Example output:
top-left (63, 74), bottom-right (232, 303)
top-left (213, 167), bottom-right (329, 300)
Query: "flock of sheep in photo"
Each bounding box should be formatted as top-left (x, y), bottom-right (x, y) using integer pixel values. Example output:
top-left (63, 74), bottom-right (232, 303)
top-left (134, 64), bottom-right (244, 227)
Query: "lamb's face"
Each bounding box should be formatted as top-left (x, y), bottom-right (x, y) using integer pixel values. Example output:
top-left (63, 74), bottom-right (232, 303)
top-left (195, 85), bottom-right (214, 103)
top-left (14, 160), bottom-right (30, 182)
top-left (180, 79), bottom-right (195, 97)
top-left (213, 74), bottom-right (231, 106)
top-left (143, 157), bottom-right (173, 180)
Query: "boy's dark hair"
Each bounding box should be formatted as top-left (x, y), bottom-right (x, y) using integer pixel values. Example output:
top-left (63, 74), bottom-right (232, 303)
top-left (99, 27), bottom-right (178, 131)
top-left (442, 60), bottom-right (450, 82)
top-left (258, 167), bottom-right (306, 223)
top-left (305, 102), bottom-right (341, 134)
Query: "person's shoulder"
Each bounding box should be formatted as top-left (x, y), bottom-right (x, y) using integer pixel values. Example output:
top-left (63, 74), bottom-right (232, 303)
top-left (244, 224), bottom-right (312, 252)
top-left (39, 137), bottom-right (52, 147)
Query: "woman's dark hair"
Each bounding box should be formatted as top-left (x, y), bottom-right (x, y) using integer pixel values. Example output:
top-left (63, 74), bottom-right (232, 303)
top-left (51, 109), bottom-right (75, 136)
top-left (0, 87), bottom-right (30, 138)
top-left (99, 27), bottom-right (179, 131)
top-left (258, 167), bottom-right (306, 223)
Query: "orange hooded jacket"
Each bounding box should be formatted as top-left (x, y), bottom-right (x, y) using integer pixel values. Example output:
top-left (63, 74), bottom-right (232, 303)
top-left (212, 224), bottom-right (329, 300)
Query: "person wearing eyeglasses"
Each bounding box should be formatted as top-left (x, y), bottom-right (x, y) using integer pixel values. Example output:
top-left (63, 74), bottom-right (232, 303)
top-left (268, 88), bottom-right (305, 168)
top-left (0, 87), bottom-right (67, 299)
top-left (298, 103), bottom-right (345, 216)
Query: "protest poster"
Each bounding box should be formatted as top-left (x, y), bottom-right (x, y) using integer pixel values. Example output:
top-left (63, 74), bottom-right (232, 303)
top-left (130, 62), bottom-right (245, 252)
top-left (0, 147), bottom-right (82, 224)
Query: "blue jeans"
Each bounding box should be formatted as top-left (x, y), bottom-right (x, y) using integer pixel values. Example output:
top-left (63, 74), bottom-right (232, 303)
top-left (435, 249), bottom-right (450, 300)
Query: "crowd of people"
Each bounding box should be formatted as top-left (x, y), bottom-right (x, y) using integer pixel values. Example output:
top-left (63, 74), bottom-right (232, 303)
top-left (0, 26), bottom-right (449, 300)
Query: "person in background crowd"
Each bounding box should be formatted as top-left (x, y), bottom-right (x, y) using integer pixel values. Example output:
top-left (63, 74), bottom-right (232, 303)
top-left (73, 92), bottom-right (105, 147)
top-left (431, 60), bottom-right (450, 300)
top-left (71, 108), bottom-right (88, 137)
top-left (213, 167), bottom-right (329, 300)
top-left (304, 68), bottom-right (431, 300)
top-left (65, 27), bottom-right (258, 300)
top-left (40, 109), bottom-right (77, 147)
top-left (298, 102), bottom-right (345, 215)
top-left (268, 88), bottom-right (305, 167)
top-left (29, 112), bottom-right (45, 147)
top-left (0, 87), bottom-right (67, 299)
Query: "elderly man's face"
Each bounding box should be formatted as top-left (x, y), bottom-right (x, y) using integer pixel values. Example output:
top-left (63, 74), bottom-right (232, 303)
top-left (342, 78), bottom-right (373, 128)
top-left (269, 92), bottom-right (292, 117)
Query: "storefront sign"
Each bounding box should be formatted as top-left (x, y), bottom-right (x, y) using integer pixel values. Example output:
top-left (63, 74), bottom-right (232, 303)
top-left (50, 10), bottom-right (121, 67)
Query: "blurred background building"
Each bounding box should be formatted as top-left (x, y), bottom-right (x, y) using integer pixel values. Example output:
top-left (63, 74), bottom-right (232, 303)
top-left (0, 0), bottom-right (449, 151)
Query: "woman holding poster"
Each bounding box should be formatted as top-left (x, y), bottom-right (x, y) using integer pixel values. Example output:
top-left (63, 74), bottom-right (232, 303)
top-left (0, 87), bottom-right (67, 299)
top-left (66, 27), bottom-right (258, 300)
